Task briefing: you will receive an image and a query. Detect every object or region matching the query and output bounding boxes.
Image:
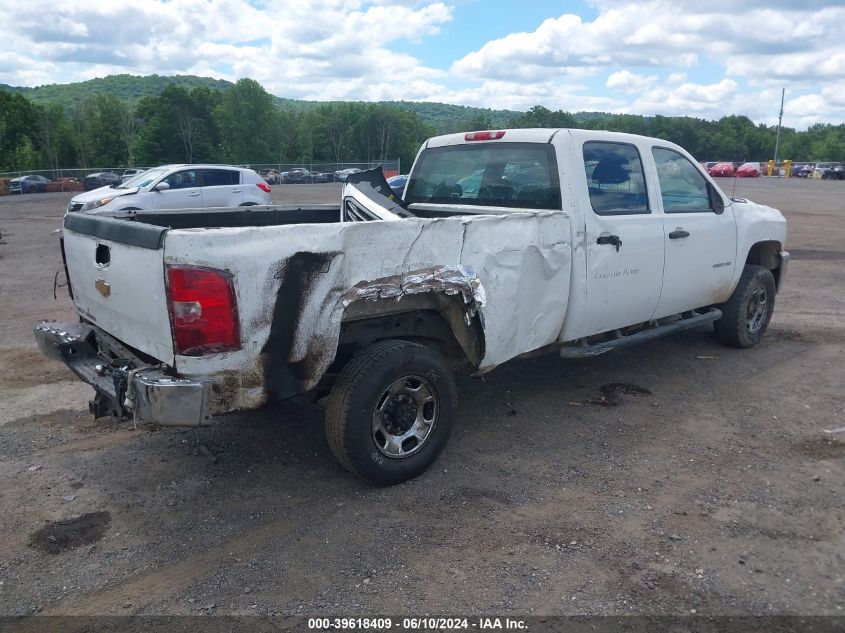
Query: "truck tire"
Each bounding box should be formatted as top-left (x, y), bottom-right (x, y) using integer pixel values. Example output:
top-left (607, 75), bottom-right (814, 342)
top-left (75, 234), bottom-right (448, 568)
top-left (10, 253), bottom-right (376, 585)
top-left (714, 265), bottom-right (776, 348)
top-left (325, 339), bottom-right (457, 485)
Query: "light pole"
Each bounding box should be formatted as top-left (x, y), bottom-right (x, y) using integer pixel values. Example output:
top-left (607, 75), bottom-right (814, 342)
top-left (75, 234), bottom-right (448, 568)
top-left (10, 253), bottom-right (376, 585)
top-left (773, 88), bottom-right (785, 166)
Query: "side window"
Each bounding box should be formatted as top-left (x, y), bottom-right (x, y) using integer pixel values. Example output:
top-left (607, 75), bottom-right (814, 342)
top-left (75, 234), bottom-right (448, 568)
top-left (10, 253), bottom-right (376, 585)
top-left (582, 142), bottom-right (649, 215)
top-left (652, 147), bottom-right (712, 213)
top-left (201, 169), bottom-right (240, 187)
top-left (163, 170), bottom-right (197, 189)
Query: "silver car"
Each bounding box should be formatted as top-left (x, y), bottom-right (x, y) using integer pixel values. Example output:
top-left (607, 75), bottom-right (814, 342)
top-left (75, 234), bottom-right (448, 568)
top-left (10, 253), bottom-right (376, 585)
top-left (67, 164), bottom-right (272, 214)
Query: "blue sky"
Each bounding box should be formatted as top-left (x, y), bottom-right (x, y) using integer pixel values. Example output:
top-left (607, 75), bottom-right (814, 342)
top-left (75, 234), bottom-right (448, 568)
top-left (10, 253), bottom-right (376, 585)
top-left (1, 0), bottom-right (843, 128)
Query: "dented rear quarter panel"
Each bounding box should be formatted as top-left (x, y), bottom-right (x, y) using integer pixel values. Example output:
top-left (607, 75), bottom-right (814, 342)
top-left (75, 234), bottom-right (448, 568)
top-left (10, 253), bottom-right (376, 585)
top-left (163, 211), bottom-right (572, 412)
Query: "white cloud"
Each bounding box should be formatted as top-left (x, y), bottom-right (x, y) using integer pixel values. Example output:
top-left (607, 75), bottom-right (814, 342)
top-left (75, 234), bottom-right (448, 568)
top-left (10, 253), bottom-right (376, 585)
top-left (606, 70), bottom-right (659, 93)
top-left (0, 0), bottom-right (842, 127)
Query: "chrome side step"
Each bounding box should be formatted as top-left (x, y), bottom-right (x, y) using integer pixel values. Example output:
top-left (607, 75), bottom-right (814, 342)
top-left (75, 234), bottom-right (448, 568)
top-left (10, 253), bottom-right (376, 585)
top-left (560, 308), bottom-right (722, 359)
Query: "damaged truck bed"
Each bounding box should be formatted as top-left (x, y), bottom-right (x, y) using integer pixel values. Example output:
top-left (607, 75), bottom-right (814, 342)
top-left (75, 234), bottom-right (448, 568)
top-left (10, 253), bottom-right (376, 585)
top-left (36, 128), bottom-right (788, 483)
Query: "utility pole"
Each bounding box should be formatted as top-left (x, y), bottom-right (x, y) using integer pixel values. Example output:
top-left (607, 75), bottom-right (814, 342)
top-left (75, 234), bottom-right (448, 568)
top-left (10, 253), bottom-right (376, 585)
top-left (773, 88), bottom-right (785, 164)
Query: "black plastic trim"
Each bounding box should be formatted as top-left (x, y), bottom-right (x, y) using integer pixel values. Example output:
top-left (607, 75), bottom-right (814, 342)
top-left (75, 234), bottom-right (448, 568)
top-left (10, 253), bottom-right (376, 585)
top-left (64, 213), bottom-right (166, 250)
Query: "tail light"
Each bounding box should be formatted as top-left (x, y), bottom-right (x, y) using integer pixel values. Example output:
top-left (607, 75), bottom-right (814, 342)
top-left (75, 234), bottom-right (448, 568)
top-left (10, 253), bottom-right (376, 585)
top-left (166, 265), bottom-right (240, 356)
top-left (465, 130), bottom-right (506, 141)
top-left (256, 182), bottom-right (271, 193)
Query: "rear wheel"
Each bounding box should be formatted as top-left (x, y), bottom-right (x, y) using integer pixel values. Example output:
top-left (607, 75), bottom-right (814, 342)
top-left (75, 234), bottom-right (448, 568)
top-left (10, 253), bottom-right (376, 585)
top-left (325, 340), bottom-right (456, 485)
top-left (714, 265), bottom-right (776, 348)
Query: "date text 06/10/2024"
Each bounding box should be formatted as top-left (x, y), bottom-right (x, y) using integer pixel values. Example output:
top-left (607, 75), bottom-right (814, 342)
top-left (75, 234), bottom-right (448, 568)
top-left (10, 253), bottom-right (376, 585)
top-left (307, 617), bottom-right (527, 630)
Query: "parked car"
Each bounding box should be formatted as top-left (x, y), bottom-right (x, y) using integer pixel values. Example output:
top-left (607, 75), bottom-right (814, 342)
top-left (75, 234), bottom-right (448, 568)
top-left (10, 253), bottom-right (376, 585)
top-left (386, 174), bottom-right (409, 197)
top-left (282, 168), bottom-right (313, 184)
top-left (792, 164), bottom-right (813, 177)
top-left (709, 162), bottom-right (735, 177)
top-left (8, 175), bottom-right (51, 194)
top-left (311, 171), bottom-right (335, 183)
top-left (84, 172), bottom-right (122, 190)
top-left (811, 163), bottom-right (845, 180)
top-left (39, 128), bottom-right (787, 484)
top-left (259, 168), bottom-right (281, 184)
top-left (121, 168), bottom-right (148, 182)
top-left (735, 162), bottom-right (761, 178)
top-left (703, 161), bottom-right (718, 173)
top-left (333, 167), bottom-right (363, 182)
top-left (66, 164), bottom-right (271, 214)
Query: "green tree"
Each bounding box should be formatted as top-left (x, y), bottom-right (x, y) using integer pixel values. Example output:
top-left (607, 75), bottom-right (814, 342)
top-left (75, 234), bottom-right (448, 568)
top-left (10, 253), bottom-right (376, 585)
top-left (214, 78), bottom-right (276, 163)
top-left (87, 95), bottom-right (129, 166)
top-left (0, 92), bottom-right (37, 171)
top-left (135, 85), bottom-right (221, 164)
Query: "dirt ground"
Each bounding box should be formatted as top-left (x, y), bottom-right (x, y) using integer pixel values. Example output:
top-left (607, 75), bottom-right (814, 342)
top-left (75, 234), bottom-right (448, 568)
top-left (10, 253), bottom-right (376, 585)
top-left (0, 179), bottom-right (842, 618)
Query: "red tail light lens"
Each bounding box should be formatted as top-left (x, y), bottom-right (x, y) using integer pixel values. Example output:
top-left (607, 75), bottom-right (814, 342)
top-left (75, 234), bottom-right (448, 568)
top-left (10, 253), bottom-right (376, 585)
top-left (166, 265), bottom-right (240, 356)
top-left (465, 130), bottom-right (506, 141)
top-left (257, 182), bottom-right (271, 193)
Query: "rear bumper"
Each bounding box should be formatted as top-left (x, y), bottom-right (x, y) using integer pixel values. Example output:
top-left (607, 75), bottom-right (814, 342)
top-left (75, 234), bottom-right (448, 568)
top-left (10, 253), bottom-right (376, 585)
top-left (34, 321), bottom-right (211, 426)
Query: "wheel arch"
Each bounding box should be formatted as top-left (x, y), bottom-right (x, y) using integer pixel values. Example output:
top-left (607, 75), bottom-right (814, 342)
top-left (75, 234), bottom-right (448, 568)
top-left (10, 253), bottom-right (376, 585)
top-left (337, 292), bottom-right (485, 370)
top-left (743, 240), bottom-right (785, 290)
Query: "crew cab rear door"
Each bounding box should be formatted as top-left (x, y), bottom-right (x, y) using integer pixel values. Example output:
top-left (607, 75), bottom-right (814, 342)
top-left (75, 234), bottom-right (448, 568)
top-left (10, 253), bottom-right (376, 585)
top-left (199, 168), bottom-right (243, 207)
top-left (61, 214), bottom-right (174, 365)
top-left (577, 139), bottom-right (665, 336)
top-left (649, 146), bottom-right (737, 317)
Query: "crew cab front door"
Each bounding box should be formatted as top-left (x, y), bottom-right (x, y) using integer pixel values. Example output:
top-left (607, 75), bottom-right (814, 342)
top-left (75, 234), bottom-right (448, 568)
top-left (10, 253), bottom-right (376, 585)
top-left (579, 140), bottom-right (665, 336)
top-left (650, 147), bottom-right (737, 318)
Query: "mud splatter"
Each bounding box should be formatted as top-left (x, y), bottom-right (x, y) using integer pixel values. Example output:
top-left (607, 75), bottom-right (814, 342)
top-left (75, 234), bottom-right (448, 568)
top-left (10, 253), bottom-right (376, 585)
top-left (28, 511), bottom-right (111, 554)
top-left (590, 383), bottom-right (653, 407)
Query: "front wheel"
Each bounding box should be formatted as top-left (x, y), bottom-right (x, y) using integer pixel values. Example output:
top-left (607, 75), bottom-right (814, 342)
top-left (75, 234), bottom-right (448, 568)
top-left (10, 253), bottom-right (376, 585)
top-left (714, 265), bottom-right (776, 348)
top-left (325, 339), bottom-right (457, 485)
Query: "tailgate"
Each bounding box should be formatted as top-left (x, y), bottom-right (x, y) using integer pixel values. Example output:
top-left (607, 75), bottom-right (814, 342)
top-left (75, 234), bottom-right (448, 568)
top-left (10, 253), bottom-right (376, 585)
top-left (62, 214), bottom-right (174, 365)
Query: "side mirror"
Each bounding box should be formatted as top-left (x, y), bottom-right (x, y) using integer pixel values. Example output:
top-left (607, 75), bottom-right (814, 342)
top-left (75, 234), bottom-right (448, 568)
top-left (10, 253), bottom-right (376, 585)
top-left (153, 181), bottom-right (170, 192)
top-left (708, 183), bottom-right (725, 215)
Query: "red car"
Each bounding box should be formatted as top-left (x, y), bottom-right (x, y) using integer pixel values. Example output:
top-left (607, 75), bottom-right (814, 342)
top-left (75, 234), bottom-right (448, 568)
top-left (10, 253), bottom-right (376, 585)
top-left (709, 162), bottom-right (735, 177)
top-left (735, 162), bottom-right (761, 178)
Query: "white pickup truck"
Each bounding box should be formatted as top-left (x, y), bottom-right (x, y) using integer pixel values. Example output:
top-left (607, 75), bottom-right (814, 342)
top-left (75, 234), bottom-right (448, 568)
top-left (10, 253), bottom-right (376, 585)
top-left (36, 128), bottom-right (788, 484)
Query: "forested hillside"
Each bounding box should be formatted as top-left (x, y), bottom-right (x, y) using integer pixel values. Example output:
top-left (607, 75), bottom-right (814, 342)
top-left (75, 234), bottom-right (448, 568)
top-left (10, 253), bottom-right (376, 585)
top-left (0, 75), bottom-right (232, 107)
top-left (1, 75), bottom-right (843, 173)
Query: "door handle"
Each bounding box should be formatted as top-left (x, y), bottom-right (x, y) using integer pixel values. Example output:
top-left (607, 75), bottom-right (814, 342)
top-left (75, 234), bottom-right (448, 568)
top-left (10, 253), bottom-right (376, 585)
top-left (189, 191), bottom-right (200, 197)
top-left (232, 188), bottom-right (242, 193)
top-left (669, 229), bottom-right (690, 239)
top-left (596, 234), bottom-right (622, 252)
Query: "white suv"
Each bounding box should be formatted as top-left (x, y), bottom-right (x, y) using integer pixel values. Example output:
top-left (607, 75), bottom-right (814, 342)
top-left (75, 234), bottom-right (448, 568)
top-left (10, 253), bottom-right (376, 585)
top-left (66, 164), bottom-right (272, 214)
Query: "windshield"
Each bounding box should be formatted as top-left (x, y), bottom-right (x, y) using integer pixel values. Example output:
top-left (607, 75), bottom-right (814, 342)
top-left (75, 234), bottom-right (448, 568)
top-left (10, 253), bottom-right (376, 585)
top-left (405, 143), bottom-right (561, 210)
top-left (117, 168), bottom-right (164, 189)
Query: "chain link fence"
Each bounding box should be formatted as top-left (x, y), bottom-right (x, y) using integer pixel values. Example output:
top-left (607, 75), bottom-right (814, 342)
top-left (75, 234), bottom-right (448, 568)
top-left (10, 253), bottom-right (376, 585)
top-left (0, 160), bottom-right (402, 195)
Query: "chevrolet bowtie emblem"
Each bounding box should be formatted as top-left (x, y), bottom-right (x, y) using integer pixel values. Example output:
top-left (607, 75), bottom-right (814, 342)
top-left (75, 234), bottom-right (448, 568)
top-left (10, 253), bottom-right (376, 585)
top-left (95, 278), bottom-right (111, 297)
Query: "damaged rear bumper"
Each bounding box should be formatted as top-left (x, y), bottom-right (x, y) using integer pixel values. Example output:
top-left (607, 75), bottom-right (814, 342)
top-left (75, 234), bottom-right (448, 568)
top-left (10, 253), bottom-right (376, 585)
top-left (33, 321), bottom-right (211, 426)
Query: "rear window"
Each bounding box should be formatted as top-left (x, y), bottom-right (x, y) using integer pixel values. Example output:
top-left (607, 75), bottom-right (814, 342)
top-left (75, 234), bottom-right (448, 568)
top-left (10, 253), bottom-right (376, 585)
top-left (405, 143), bottom-right (561, 210)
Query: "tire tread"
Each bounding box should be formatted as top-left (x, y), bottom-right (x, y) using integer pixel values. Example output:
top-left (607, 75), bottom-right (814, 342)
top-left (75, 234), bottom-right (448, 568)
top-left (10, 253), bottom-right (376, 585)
top-left (714, 264), bottom-right (775, 348)
top-left (325, 339), bottom-right (428, 478)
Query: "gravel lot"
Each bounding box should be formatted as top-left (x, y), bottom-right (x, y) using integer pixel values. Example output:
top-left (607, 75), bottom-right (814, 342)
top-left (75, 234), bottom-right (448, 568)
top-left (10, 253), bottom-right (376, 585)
top-left (0, 180), bottom-right (842, 618)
